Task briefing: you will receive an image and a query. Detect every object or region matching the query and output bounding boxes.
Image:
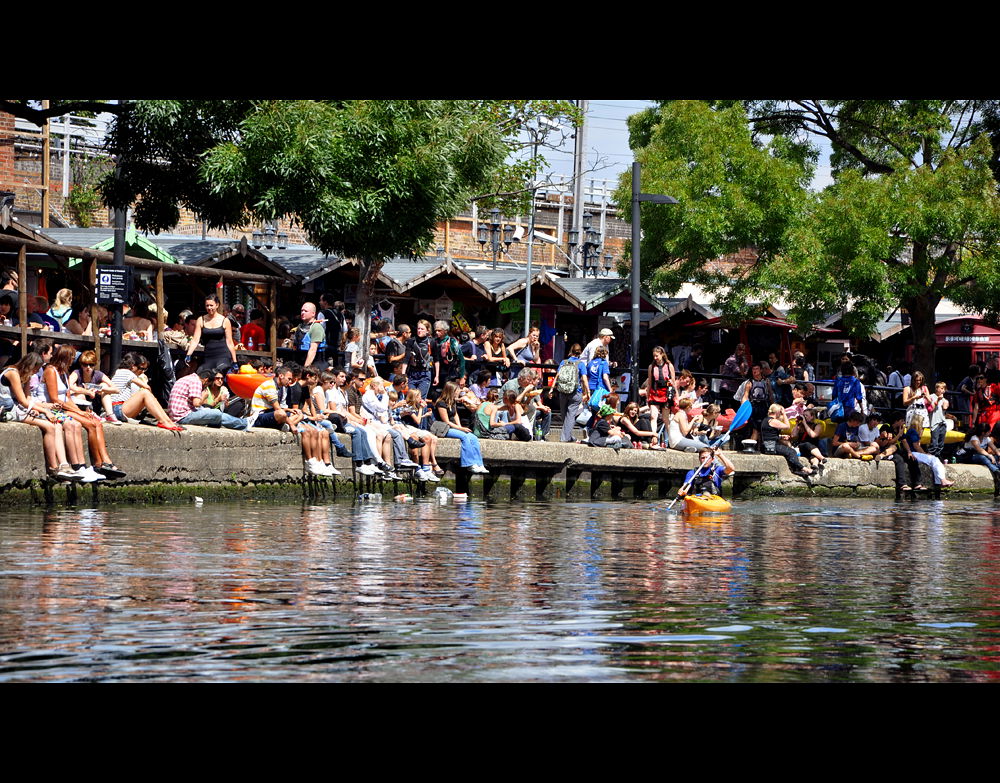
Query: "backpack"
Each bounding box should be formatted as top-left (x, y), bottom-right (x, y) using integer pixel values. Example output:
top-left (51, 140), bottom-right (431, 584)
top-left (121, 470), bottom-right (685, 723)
top-left (555, 359), bottom-right (579, 394)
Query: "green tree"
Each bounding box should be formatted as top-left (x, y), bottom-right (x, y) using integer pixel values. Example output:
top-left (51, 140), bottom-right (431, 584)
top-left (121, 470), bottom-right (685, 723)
top-left (96, 99), bottom-right (578, 352)
top-left (618, 100), bottom-right (1000, 378)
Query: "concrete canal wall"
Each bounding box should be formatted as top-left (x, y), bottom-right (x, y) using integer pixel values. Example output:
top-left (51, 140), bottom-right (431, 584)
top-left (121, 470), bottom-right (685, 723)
top-left (1, 422), bottom-right (997, 505)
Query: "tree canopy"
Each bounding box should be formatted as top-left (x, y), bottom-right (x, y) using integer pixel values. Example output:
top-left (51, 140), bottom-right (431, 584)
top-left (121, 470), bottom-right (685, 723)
top-left (90, 99), bottom-right (578, 347)
top-left (617, 100), bottom-right (1000, 377)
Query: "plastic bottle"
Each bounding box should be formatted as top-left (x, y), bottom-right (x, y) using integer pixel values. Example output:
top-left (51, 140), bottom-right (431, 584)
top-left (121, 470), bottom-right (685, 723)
top-left (435, 487), bottom-right (453, 501)
top-left (358, 492), bottom-right (382, 500)
top-left (247, 335), bottom-right (254, 350)
top-left (394, 494), bottom-right (413, 502)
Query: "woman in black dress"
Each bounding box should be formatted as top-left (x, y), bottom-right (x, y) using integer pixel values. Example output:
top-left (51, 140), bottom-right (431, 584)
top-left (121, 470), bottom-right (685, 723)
top-left (185, 295), bottom-right (237, 373)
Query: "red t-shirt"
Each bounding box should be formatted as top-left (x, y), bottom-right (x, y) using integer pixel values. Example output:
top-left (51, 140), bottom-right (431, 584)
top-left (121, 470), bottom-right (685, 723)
top-left (242, 322), bottom-right (266, 349)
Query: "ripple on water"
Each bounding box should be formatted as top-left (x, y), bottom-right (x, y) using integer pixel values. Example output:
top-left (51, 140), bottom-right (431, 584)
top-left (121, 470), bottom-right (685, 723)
top-left (2, 497), bottom-right (1000, 682)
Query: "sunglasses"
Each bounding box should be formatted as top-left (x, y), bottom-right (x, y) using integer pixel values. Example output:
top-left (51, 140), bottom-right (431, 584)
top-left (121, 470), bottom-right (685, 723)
top-left (81, 363), bottom-right (95, 367)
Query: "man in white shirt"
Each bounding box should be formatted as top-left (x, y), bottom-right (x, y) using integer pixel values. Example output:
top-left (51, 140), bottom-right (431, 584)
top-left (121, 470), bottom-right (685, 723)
top-left (581, 328), bottom-right (614, 365)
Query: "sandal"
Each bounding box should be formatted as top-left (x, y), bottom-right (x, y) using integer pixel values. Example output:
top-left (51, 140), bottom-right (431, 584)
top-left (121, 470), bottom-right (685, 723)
top-left (914, 485), bottom-right (928, 491)
top-left (157, 422), bottom-right (185, 432)
top-left (899, 485), bottom-right (912, 492)
top-left (97, 463), bottom-right (127, 478)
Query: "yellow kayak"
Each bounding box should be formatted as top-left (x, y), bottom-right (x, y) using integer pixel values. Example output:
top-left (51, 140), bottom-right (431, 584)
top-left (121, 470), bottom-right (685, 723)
top-left (784, 417), bottom-right (963, 445)
top-left (684, 493), bottom-right (733, 514)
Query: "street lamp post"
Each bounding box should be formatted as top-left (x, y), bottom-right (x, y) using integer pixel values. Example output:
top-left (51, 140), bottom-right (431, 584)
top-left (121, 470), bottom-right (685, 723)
top-left (568, 212), bottom-right (606, 277)
top-left (477, 207), bottom-right (517, 271)
top-left (630, 161), bottom-right (678, 403)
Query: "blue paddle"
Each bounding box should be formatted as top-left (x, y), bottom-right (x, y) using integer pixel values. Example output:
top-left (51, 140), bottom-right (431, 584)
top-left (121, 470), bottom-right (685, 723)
top-left (727, 399), bottom-right (753, 434)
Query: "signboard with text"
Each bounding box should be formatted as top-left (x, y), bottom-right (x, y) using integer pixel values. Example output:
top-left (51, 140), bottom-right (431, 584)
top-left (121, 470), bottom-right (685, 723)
top-left (96, 265), bottom-right (132, 306)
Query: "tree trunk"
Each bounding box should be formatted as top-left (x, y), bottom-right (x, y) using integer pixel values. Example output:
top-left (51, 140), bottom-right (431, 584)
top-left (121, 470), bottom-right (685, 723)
top-left (355, 256), bottom-right (385, 375)
top-left (903, 292), bottom-right (940, 381)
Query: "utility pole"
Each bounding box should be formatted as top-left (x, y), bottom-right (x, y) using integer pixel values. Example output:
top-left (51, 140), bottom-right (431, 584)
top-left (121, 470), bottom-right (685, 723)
top-left (630, 162), bottom-right (678, 403)
top-left (41, 100), bottom-right (50, 229)
top-left (571, 99), bottom-right (588, 276)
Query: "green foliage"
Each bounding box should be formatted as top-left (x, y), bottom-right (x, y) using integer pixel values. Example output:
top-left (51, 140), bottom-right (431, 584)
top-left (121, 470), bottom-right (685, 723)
top-left (614, 101), bottom-right (816, 313)
top-left (619, 99), bottom-right (1000, 373)
top-left (66, 154), bottom-right (113, 228)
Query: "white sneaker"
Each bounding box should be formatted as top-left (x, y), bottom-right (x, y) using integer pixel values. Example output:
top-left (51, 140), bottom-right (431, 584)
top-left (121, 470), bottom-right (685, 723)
top-left (397, 458), bottom-right (420, 469)
top-left (79, 466), bottom-right (107, 483)
top-left (357, 463), bottom-right (379, 476)
top-left (323, 463), bottom-right (341, 476)
top-left (102, 414), bottom-right (122, 426)
top-left (415, 469), bottom-right (430, 482)
top-left (470, 465), bottom-right (490, 474)
top-left (306, 458), bottom-right (324, 475)
top-left (424, 470), bottom-right (441, 482)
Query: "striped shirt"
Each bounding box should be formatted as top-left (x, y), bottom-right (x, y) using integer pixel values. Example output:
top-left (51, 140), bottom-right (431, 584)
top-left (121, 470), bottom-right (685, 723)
top-left (110, 369), bottom-right (141, 405)
top-left (249, 377), bottom-right (279, 426)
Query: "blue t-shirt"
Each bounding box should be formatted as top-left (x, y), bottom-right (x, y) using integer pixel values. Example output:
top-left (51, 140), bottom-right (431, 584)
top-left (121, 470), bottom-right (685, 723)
top-left (587, 358), bottom-right (610, 393)
top-left (835, 422), bottom-right (861, 443)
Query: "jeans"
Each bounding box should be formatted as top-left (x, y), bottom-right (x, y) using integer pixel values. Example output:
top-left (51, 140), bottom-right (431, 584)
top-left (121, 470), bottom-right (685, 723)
top-left (178, 407), bottom-right (247, 430)
top-left (929, 423), bottom-right (946, 457)
top-left (348, 425), bottom-right (377, 462)
top-left (447, 428), bottom-right (484, 467)
top-left (960, 452), bottom-right (1000, 474)
top-left (312, 417), bottom-right (349, 453)
top-left (558, 390), bottom-right (583, 442)
top-left (408, 371), bottom-right (431, 400)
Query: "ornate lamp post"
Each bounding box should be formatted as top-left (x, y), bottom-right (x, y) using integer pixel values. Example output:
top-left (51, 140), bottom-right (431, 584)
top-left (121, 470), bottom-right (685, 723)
top-left (251, 223), bottom-right (288, 251)
top-left (568, 212), bottom-right (608, 277)
top-left (477, 207), bottom-right (518, 270)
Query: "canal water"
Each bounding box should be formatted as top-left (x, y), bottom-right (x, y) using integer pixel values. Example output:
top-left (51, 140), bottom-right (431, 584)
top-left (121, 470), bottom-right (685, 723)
top-left (2, 496), bottom-right (1000, 682)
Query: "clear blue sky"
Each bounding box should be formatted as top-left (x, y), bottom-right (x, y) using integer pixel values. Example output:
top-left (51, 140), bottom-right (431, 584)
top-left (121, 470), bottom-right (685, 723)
top-left (540, 100), bottom-right (833, 192)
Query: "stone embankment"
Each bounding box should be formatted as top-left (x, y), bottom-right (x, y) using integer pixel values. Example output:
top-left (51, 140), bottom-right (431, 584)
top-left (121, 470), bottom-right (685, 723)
top-left (0, 422), bottom-right (995, 504)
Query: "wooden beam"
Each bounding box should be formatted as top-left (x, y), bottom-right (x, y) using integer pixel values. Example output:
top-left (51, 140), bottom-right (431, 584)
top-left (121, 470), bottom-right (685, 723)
top-left (0, 235), bottom-right (289, 286)
top-left (269, 282), bottom-right (277, 367)
top-left (89, 259), bottom-right (100, 361)
top-left (155, 268), bottom-right (165, 336)
top-left (17, 246), bottom-right (27, 354)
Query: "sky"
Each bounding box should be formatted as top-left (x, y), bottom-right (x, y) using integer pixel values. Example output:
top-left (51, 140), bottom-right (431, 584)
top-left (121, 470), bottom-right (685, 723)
top-left (539, 99), bottom-right (834, 193)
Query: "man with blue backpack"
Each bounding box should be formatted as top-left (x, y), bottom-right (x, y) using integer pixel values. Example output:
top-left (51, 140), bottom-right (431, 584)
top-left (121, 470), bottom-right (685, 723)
top-left (554, 343), bottom-right (588, 442)
top-left (828, 362), bottom-right (867, 423)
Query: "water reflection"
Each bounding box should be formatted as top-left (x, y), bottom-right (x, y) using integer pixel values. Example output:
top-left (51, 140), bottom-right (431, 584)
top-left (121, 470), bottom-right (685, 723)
top-left (1, 497), bottom-right (999, 682)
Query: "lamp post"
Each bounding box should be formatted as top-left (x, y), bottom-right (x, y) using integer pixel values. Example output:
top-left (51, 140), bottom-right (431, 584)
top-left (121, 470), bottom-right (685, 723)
top-left (477, 207), bottom-right (518, 270)
top-left (568, 212), bottom-right (607, 277)
top-left (630, 161), bottom-right (678, 402)
top-left (251, 223), bottom-right (288, 251)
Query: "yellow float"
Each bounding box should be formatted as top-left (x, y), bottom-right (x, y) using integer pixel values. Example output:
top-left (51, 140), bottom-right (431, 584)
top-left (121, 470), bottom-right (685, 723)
top-left (782, 416), bottom-right (963, 445)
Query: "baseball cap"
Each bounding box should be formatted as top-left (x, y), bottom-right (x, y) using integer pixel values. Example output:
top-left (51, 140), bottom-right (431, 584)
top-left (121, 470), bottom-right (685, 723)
top-left (599, 328), bottom-right (614, 338)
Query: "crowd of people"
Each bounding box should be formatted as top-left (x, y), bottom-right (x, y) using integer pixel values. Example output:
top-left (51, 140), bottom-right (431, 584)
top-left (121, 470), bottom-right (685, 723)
top-left (5, 278), bottom-right (1000, 496)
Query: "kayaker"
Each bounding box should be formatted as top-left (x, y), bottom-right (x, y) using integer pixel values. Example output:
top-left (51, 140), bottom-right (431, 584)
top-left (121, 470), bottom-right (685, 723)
top-left (678, 447), bottom-right (735, 498)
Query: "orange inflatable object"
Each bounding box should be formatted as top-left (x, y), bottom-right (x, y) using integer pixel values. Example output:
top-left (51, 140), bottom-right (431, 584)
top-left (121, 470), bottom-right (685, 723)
top-left (227, 372), bottom-right (269, 400)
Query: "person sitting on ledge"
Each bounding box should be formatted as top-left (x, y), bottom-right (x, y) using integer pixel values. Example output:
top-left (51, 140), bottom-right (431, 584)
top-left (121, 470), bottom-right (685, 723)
top-left (588, 403), bottom-right (632, 450)
top-left (901, 412), bottom-right (955, 489)
top-left (108, 352), bottom-right (183, 431)
top-left (831, 410), bottom-right (878, 459)
top-left (168, 366), bottom-right (247, 431)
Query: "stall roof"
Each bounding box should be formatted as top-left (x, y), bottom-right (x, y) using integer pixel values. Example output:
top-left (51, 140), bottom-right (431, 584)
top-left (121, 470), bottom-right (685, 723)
top-left (548, 276), bottom-right (666, 314)
top-left (38, 227), bottom-right (180, 266)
